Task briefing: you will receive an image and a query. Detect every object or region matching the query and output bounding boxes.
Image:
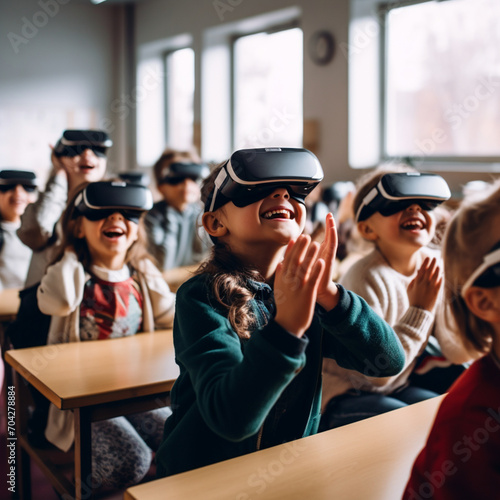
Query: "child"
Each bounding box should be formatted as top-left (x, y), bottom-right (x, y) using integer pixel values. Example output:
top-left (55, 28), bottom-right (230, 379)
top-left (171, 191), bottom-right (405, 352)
top-left (37, 181), bottom-right (175, 490)
top-left (144, 148), bottom-right (211, 271)
top-left (321, 165), bottom-right (469, 430)
top-left (0, 170), bottom-right (37, 290)
top-left (18, 129), bottom-right (110, 287)
top-left (155, 148), bottom-right (405, 478)
top-left (403, 180), bottom-right (500, 500)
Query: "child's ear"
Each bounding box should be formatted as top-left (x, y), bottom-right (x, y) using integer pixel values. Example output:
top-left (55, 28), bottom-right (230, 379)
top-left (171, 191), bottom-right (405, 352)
top-left (463, 287), bottom-right (500, 323)
top-left (202, 212), bottom-right (228, 238)
top-left (357, 220), bottom-right (378, 242)
top-left (74, 219), bottom-right (85, 239)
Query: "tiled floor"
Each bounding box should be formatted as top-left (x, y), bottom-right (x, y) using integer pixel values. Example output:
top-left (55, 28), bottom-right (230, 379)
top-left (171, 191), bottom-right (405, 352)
top-left (0, 365), bottom-right (133, 500)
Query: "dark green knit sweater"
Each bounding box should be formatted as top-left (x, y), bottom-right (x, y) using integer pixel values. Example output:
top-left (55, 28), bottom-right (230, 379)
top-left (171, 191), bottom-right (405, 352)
top-left (156, 274), bottom-right (405, 477)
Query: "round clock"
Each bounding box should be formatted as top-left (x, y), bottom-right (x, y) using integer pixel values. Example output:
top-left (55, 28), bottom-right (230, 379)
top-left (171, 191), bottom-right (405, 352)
top-left (308, 30), bottom-right (335, 66)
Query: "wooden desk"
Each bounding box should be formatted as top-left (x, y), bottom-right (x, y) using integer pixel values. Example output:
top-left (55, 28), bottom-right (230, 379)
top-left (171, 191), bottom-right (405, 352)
top-left (0, 288), bottom-right (20, 423)
top-left (125, 395), bottom-right (444, 500)
top-left (0, 287), bottom-right (20, 323)
top-left (5, 330), bottom-right (179, 500)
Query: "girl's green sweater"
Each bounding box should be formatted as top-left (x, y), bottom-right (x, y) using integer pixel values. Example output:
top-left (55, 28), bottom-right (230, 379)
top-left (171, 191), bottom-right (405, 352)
top-left (156, 274), bottom-right (405, 477)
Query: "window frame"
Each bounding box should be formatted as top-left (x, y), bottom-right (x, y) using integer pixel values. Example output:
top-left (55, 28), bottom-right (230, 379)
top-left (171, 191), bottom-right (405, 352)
top-left (349, 0), bottom-right (500, 172)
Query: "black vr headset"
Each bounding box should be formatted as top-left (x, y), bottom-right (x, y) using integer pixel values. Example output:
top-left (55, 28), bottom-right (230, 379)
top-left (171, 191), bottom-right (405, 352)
top-left (160, 162), bottom-right (210, 185)
top-left (118, 172), bottom-right (151, 187)
top-left (73, 181), bottom-right (153, 224)
top-left (0, 170), bottom-right (38, 193)
top-left (461, 241), bottom-right (500, 296)
top-left (355, 172), bottom-right (451, 223)
top-left (54, 130), bottom-right (113, 158)
top-left (206, 147), bottom-right (324, 212)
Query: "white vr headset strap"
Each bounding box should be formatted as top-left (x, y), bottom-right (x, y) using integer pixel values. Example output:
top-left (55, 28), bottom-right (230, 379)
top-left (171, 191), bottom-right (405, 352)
top-left (355, 186), bottom-right (379, 223)
top-left (209, 168), bottom-right (228, 212)
top-left (461, 247), bottom-right (500, 297)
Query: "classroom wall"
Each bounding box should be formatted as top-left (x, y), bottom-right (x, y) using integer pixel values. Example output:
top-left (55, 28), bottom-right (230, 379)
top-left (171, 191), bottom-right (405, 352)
top-left (0, 0), bottom-right (495, 192)
top-left (134, 0), bottom-right (498, 193)
top-left (0, 0), bottom-right (127, 178)
top-left (135, 0), bottom-right (350, 186)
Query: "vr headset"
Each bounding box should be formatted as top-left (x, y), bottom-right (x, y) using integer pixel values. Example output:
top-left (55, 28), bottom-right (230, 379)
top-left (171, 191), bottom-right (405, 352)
top-left (160, 162), bottom-right (210, 185)
top-left (461, 241), bottom-right (500, 297)
top-left (73, 181), bottom-right (153, 224)
top-left (206, 147), bottom-right (324, 212)
top-left (54, 130), bottom-right (113, 158)
top-left (355, 172), bottom-right (451, 222)
top-left (0, 170), bottom-right (38, 193)
top-left (118, 172), bottom-right (151, 187)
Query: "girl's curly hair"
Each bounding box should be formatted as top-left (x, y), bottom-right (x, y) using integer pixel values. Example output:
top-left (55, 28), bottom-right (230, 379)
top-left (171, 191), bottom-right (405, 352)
top-left (197, 164), bottom-right (264, 339)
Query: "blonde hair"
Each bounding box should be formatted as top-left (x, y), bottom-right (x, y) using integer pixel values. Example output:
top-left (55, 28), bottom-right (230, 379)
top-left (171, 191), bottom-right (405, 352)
top-left (441, 179), bottom-right (500, 354)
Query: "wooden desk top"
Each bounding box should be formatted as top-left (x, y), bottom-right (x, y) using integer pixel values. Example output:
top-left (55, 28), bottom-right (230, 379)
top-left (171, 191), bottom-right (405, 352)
top-left (125, 395), bottom-right (444, 500)
top-left (0, 287), bottom-right (20, 322)
top-left (5, 330), bottom-right (179, 410)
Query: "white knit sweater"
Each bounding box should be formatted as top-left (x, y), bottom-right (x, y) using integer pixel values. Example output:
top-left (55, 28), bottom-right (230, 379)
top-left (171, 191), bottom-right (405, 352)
top-left (322, 246), bottom-right (473, 410)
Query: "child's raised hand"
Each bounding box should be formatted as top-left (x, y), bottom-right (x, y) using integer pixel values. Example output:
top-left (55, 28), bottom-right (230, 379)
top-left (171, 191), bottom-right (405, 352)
top-left (407, 257), bottom-right (442, 311)
top-left (274, 234), bottom-right (325, 338)
top-left (50, 146), bottom-right (66, 175)
top-left (315, 213), bottom-right (340, 311)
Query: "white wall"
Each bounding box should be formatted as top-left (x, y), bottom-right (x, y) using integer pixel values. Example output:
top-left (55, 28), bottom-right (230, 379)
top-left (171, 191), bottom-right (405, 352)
top-left (0, 0), bottom-right (126, 178)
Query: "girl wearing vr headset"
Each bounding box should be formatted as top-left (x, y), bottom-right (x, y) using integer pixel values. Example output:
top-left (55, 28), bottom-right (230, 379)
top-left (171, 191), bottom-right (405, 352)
top-left (0, 170), bottom-right (38, 290)
top-left (404, 180), bottom-right (500, 500)
top-left (154, 149), bottom-right (405, 478)
top-left (37, 181), bottom-right (175, 490)
top-left (145, 148), bottom-right (211, 271)
top-left (322, 166), bottom-right (474, 431)
top-left (17, 129), bottom-right (110, 287)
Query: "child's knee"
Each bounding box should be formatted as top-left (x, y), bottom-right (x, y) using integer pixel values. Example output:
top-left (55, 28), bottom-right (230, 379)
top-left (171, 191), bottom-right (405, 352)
top-left (93, 440), bottom-right (152, 489)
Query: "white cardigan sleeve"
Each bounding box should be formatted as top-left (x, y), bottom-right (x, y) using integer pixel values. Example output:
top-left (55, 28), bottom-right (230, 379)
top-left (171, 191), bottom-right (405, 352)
top-left (37, 249), bottom-right (86, 316)
top-left (136, 258), bottom-right (176, 331)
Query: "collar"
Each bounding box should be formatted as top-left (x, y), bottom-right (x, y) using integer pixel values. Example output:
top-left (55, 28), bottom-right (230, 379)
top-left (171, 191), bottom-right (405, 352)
top-left (90, 264), bottom-right (131, 283)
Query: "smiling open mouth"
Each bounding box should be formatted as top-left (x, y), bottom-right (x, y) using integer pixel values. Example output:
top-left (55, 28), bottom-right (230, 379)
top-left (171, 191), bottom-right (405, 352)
top-left (103, 230), bottom-right (124, 238)
top-left (261, 209), bottom-right (294, 220)
top-left (401, 219), bottom-right (425, 230)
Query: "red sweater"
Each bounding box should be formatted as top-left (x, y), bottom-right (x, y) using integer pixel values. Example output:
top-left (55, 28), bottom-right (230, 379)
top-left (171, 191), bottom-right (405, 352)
top-left (403, 354), bottom-right (500, 500)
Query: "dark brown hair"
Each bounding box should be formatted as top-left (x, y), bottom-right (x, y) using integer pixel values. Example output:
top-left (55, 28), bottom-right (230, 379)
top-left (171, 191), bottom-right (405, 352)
top-left (152, 147), bottom-right (201, 186)
top-left (197, 164), bottom-right (264, 339)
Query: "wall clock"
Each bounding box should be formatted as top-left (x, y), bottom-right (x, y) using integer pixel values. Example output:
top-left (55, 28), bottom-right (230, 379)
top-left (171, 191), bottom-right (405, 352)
top-left (308, 30), bottom-right (335, 66)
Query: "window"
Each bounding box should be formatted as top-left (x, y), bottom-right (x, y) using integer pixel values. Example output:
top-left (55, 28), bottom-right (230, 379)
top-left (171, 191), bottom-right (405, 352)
top-left (349, 0), bottom-right (500, 170)
top-left (383, 0), bottom-right (500, 165)
top-left (136, 57), bottom-right (165, 167)
top-left (165, 47), bottom-right (195, 151)
top-left (136, 39), bottom-right (194, 167)
top-left (232, 26), bottom-right (303, 150)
